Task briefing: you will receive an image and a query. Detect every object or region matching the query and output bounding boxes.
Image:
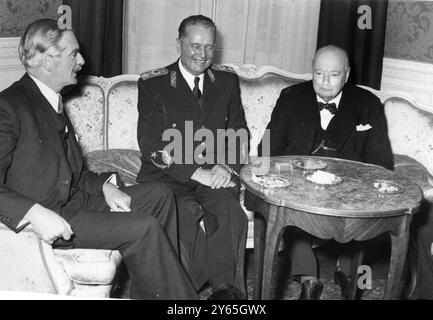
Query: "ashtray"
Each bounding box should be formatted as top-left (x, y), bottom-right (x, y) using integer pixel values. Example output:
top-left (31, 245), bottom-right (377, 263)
top-left (372, 180), bottom-right (404, 194)
top-left (290, 159), bottom-right (327, 170)
top-left (252, 174), bottom-right (292, 188)
top-left (303, 170), bottom-right (342, 185)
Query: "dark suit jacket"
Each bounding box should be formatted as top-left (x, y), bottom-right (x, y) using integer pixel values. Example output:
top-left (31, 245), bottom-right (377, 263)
top-left (259, 81), bottom-right (394, 170)
top-left (0, 74), bottom-right (112, 232)
top-left (136, 61), bottom-right (248, 183)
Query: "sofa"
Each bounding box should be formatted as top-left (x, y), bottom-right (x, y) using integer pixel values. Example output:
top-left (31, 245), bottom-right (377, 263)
top-left (1, 63), bottom-right (432, 298)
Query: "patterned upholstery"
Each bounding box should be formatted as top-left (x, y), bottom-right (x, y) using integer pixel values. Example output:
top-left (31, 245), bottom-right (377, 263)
top-left (64, 82), bottom-right (105, 154)
top-left (385, 97), bottom-right (433, 176)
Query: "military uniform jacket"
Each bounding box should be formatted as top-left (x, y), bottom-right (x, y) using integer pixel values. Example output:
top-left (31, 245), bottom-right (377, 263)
top-left (137, 61), bottom-right (248, 183)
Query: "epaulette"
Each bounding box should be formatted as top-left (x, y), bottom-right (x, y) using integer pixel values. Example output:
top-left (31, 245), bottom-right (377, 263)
top-left (211, 64), bottom-right (235, 73)
top-left (140, 67), bottom-right (168, 80)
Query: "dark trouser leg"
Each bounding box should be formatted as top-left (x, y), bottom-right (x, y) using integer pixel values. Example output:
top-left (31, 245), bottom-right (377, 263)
top-left (57, 183), bottom-right (197, 299)
top-left (415, 216), bottom-right (433, 299)
top-left (287, 228), bottom-right (318, 278)
top-left (122, 183), bottom-right (179, 254)
top-left (154, 180), bottom-right (209, 291)
top-left (195, 185), bottom-right (248, 292)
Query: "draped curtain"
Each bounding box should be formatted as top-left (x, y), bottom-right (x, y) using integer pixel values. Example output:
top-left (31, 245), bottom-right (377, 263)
top-left (64, 0), bottom-right (124, 77)
top-left (124, 0), bottom-right (321, 74)
top-left (317, 0), bottom-right (388, 89)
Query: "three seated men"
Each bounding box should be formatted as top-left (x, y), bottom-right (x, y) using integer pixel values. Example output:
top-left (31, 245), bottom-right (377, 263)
top-left (1, 15), bottom-right (431, 300)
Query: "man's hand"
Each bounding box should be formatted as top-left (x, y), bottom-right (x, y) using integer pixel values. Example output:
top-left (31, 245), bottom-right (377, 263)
top-left (191, 166), bottom-right (235, 189)
top-left (25, 203), bottom-right (74, 245)
top-left (102, 182), bottom-right (131, 212)
top-left (210, 164), bottom-right (233, 189)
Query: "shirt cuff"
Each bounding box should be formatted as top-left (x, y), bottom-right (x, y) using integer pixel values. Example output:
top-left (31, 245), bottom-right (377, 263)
top-left (104, 173), bottom-right (118, 188)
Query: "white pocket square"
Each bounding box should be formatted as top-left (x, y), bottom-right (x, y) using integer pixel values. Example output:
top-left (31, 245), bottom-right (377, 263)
top-left (356, 124), bottom-right (372, 131)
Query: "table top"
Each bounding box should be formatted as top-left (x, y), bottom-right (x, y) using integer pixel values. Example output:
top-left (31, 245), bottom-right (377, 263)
top-left (241, 156), bottom-right (423, 218)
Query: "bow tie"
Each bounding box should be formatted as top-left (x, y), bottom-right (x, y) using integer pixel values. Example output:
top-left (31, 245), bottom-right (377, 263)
top-left (317, 102), bottom-right (337, 115)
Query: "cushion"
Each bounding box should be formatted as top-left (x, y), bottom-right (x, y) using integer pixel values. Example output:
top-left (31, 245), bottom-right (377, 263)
top-left (85, 149), bottom-right (142, 186)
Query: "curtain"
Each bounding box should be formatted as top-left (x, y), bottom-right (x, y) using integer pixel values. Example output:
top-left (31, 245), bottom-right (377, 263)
top-left (64, 0), bottom-right (124, 77)
top-left (124, 0), bottom-right (321, 74)
top-left (317, 0), bottom-right (388, 90)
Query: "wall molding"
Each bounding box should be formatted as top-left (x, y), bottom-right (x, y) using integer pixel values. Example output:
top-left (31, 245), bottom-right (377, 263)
top-left (0, 37), bottom-right (25, 90)
top-left (380, 57), bottom-right (433, 111)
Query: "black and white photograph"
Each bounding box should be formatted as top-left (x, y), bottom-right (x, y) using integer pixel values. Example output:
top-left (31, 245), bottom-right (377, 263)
top-left (0, 0), bottom-right (432, 308)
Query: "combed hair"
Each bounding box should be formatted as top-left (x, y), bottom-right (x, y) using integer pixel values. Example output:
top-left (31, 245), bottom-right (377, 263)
top-left (178, 15), bottom-right (216, 39)
top-left (18, 19), bottom-right (67, 68)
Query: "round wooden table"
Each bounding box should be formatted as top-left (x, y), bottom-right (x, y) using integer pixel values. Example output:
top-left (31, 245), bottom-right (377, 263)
top-left (241, 156), bottom-right (423, 300)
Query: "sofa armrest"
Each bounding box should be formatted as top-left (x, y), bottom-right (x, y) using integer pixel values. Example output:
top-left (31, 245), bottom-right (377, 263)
top-left (86, 149), bottom-right (142, 186)
top-left (394, 154), bottom-right (433, 201)
top-left (0, 222), bottom-right (122, 297)
top-left (0, 222), bottom-right (63, 294)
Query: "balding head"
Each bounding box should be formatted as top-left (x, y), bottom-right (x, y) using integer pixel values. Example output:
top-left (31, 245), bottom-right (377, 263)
top-left (312, 45), bottom-right (350, 102)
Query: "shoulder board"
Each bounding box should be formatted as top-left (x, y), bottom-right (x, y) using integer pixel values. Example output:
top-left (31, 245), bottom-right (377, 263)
top-left (211, 64), bottom-right (235, 73)
top-left (140, 68), bottom-right (168, 80)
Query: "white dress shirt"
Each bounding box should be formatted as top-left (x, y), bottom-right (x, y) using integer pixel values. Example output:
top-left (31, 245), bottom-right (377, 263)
top-left (317, 91), bottom-right (343, 130)
top-left (178, 60), bottom-right (204, 93)
top-left (29, 74), bottom-right (61, 113)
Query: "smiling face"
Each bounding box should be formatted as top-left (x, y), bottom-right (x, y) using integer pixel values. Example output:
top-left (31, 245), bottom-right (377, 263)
top-left (312, 48), bottom-right (350, 102)
top-left (49, 31), bottom-right (84, 90)
top-left (176, 24), bottom-right (215, 76)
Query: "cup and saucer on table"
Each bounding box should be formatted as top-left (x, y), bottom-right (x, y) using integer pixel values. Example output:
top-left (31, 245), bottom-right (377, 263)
top-left (288, 158), bottom-right (343, 187)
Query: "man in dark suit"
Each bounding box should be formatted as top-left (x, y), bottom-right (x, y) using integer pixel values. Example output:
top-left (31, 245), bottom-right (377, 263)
top-left (259, 45), bottom-right (394, 299)
top-left (137, 15), bottom-right (249, 299)
top-left (0, 19), bottom-right (198, 300)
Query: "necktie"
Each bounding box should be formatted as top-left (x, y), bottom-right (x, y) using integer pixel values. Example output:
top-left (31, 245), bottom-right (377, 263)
top-left (317, 101), bottom-right (337, 115)
top-left (58, 94), bottom-right (64, 114)
top-left (57, 94), bottom-right (68, 140)
top-left (192, 77), bottom-right (201, 100)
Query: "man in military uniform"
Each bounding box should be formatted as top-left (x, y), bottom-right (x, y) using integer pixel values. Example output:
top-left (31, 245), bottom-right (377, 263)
top-left (136, 15), bottom-right (248, 299)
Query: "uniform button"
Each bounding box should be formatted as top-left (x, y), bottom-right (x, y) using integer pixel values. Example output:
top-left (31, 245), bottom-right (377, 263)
top-left (172, 123), bottom-right (176, 128)
top-left (63, 180), bottom-right (69, 184)
top-left (225, 117), bottom-right (228, 121)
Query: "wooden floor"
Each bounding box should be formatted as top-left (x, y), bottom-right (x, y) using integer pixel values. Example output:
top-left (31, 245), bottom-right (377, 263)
top-left (114, 237), bottom-right (393, 300)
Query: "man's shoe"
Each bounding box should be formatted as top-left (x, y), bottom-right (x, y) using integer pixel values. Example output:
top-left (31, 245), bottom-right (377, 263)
top-left (298, 280), bottom-right (324, 300)
top-left (207, 284), bottom-right (246, 300)
top-left (334, 269), bottom-right (352, 300)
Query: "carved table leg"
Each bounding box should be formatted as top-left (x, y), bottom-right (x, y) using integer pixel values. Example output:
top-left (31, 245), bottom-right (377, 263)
top-left (349, 244), bottom-right (364, 300)
top-left (253, 212), bottom-right (266, 300)
top-left (261, 206), bottom-right (283, 300)
top-left (385, 232), bottom-right (409, 299)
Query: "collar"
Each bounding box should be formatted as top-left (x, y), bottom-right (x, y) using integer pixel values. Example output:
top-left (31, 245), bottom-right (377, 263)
top-left (178, 60), bottom-right (204, 92)
top-left (28, 74), bottom-right (61, 113)
top-left (316, 91), bottom-right (343, 109)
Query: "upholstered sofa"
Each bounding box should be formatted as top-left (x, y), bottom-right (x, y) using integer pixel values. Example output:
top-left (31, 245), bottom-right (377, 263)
top-left (1, 64), bottom-right (432, 298)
